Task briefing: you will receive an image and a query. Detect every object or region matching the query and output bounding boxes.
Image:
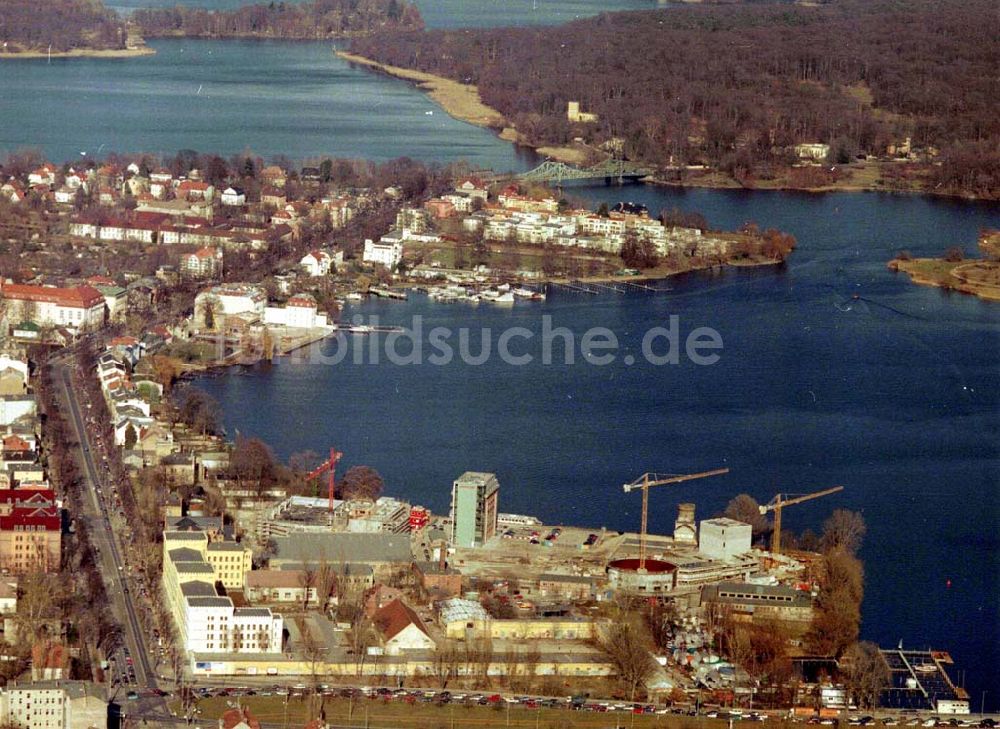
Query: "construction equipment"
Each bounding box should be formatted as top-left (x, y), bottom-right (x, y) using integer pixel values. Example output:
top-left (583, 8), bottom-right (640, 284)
top-left (622, 468), bottom-right (729, 570)
top-left (305, 447), bottom-right (344, 512)
top-left (758, 486), bottom-right (844, 554)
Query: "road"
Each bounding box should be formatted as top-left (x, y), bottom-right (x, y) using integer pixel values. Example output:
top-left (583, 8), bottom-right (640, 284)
top-left (52, 356), bottom-right (158, 691)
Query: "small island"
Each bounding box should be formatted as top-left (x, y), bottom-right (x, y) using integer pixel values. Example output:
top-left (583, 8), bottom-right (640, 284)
top-left (888, 231), bottom-right (1000, 301)
top-left (0, 0), bottom-right (153, 58)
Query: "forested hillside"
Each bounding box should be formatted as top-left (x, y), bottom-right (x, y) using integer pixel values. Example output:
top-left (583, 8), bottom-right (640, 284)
top-left (350, 0), bottom-right (1000, 197)
top-left (133, 0), bottom-right (424, 39)
top-left (0, 0), bottom-right (126, 52)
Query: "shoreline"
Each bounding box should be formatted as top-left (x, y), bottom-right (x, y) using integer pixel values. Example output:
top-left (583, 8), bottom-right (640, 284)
top-left (888, 258), bottom-right (1000, 302)
top-left (0, 46), bottom-right (155, 59)
top-left (338, 50), bottom-right (997, 201)
top-left (335, 50), bottom-right (585, 165)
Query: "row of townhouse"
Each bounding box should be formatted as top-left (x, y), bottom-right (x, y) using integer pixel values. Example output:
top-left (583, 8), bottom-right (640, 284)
top-left (68, 217), bottom-right (274, 251)
top-left (0, 349), bottom-right (61, 575)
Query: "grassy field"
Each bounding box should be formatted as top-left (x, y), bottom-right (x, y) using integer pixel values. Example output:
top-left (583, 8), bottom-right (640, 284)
top-left (889, 257), bottom-right (1000, 301)
top-left (186, 695), bottom-right (736, 729)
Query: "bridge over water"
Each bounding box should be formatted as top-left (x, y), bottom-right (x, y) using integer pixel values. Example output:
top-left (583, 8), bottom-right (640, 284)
top-left (516, 159), bottom-right (654, 185)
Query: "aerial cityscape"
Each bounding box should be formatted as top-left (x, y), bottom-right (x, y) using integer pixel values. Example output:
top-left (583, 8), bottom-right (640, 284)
top-left (0, 0), bottom-right (996, 728)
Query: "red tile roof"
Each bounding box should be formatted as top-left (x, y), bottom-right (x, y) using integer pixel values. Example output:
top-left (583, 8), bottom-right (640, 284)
top-left (1, 283), bottom-right (105, 309)
top-left (372, 598), bottom-right (427, 642)
top-left (221, 708), bottom-right (261, 729)
top-left (0, 507), bottom-right (60, 531)
top-left (0, 490), bottom-right (55, 507)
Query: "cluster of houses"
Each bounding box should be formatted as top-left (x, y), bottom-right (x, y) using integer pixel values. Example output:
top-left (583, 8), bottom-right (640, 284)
top-left (369, 176), bottom-right (731, 261)
top-left (1, 160), bottom-right (359, 260)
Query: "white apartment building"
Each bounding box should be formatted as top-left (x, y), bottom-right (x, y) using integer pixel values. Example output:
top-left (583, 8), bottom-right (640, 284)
top-left (363, 239), bottom-right (403, 269)
top-left (162, 531), bottom-right (281, 656)
top-left (263, 294), bottom-right (329, 329)
top-left (0, 681), bottom-right (107, 729)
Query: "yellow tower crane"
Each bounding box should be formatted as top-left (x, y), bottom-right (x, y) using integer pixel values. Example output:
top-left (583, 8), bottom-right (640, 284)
top-left (622, 468), bottom-right (729, 570)
top-left (758, 486), bottom-right (844, 554)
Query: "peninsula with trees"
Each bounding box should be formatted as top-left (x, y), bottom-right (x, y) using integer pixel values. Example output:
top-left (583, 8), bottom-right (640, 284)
top-left (889, 230), bottom-right (1000, 302)
top-left (0, 0), bottom-right (422, 59)
top-left (348, 0), bottom-right (1000, 199)
top-left (0, 0), bottom-right (151, 58)
top-left (132, 0), bottom-right (424, 40)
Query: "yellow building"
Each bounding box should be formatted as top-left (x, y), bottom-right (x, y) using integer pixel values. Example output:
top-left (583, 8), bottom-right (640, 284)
top-left (206, 541), bottom-right (253, 590)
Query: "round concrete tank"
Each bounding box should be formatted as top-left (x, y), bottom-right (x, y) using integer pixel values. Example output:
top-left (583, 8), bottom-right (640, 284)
top-left (608, 558), bottom-right (677, 593)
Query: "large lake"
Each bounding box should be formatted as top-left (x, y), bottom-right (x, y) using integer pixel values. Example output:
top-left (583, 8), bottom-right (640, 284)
top-left (196, 187), bottom-right (999, 706)
top-left (0, 0), bottom-right (997, 708)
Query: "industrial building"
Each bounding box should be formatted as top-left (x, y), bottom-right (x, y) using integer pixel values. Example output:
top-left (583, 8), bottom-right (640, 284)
top-left (450, 471), bottom-right (499, 548)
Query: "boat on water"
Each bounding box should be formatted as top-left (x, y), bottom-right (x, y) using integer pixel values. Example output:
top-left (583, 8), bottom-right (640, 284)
top-left (345, 292), bottom-right (364, 301)
top-left (481, 290), bottom-right (515, 305)
top-left (512, 287), bottom-right (546, 301)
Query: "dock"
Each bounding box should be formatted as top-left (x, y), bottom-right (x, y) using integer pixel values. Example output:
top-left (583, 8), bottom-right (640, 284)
top-left (369, 287), bottom-right (408, 300)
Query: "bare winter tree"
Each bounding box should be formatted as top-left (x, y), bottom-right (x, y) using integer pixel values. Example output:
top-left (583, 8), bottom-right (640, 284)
top-left (841, 641), bottom-right (889, 709)
top-left (722, 493), bottom-right (770, 535)
top-left (821, 509), bottom-right (867, 554)
top-left (598, 610), bottom-right (656, 701)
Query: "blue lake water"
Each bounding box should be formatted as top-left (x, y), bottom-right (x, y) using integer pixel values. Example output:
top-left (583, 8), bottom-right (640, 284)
top-left (0, 39), bottom-right (537, 169)
top-left (110, 0), bottom-right (660, 28)
top-left (0, 0), bottom-right (997, 706)
top-left (196, 188), bottom-right (1000, 705)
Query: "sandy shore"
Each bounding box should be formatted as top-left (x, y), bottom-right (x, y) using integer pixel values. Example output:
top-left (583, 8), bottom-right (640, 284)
top-left (337, 50), bottom-right (585, 165)
top-left (0, 46), bottom-right (155, 59)
top-left (336, 51), bottom-right (504, 128)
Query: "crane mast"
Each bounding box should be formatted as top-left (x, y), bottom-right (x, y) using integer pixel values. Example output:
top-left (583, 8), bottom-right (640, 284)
top-left (304, 446), bottom-right (344, 513)
top-left (622, 467), bottom-right (729, 570)
top-left (759, 485), bottom-right (844, 554)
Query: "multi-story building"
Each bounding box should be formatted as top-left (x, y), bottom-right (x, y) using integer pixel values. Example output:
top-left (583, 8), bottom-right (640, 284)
top-left (0, 681), bottom-right (107, 729)
top-left (0, 497), bottom-right (61, 573)
top-left (180, 247), bottom-right (223, 280)
top-left (162, 531), bottom-right (281, 655)
top-left (450, 471), bottom-right (499, 548)
top-left (362, 239), bottom-right (403, 270)
top-left (0, 284), bottom-right (106, 332)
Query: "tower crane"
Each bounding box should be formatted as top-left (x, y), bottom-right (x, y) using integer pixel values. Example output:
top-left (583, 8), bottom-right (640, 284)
top-left (305, 446), bottom-right (344, 512)
top-left (758, 486), bottom-right (844, 554)
top-left (622, 468), bottom-right (729, 570)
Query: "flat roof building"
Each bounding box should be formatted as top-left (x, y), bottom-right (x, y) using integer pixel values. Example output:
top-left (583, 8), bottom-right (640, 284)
top-left (450, 471), bottom-right (499, 548)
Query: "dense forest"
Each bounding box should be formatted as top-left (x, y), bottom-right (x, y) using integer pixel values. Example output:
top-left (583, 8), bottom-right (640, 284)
top-left (350, 0), bottom-right (1000, 197)
top-left (0, 0), bottom-right (126, 52)
top-left (133, 0), bottom-right (423, 39)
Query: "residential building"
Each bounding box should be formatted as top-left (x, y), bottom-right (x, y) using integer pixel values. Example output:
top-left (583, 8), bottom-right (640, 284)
top-left (194, 284), bottom-right (267, 329)
top-left (180, 248), bottom-right (223, 280)
top-left (0, 681), bottom-right (107, 729)
top-left (263, 294), bottom-right (328, 329)
top-left (362, 239), bottom-right (403, 269)
top-left (244, 570), bottom-right (318, 605)
top-left (220, 187), bottom-right (246, 206)
top-left (0, 505), bottom-right (61, 572)
top-left (299, 250), bottom-right (336, 277)
top-left (371, 599), bottom-right (434, 655)
top-left (0, 284), bottom-right (106, 332)
top-left (794, 143), bottom-right (830, 161)
top-left (162, 531), bottom-right (281, 655)
top-left (450, 471), bottom-right (499, 548)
